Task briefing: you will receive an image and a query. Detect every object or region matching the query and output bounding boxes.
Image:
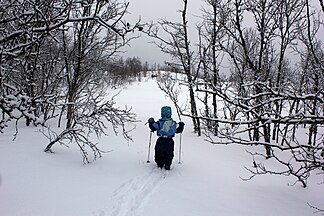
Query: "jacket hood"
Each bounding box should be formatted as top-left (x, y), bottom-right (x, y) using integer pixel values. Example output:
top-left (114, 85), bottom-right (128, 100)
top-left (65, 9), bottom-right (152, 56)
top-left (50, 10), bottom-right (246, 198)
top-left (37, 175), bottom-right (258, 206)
top-left (161, 106), bottom-right (172, 120)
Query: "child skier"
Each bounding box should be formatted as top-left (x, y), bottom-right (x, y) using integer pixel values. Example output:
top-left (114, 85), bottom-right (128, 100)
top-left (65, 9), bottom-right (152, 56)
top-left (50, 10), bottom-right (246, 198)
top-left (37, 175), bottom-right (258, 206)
top-left (147, 106), bottom-right (185, 170)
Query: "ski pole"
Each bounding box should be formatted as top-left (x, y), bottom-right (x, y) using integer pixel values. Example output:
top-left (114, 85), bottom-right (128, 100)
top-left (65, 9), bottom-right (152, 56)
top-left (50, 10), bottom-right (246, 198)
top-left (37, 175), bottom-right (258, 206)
top-left (178, 132), bottom-right (182, 164)
top-left (147, 131), bottom-right (153, 163)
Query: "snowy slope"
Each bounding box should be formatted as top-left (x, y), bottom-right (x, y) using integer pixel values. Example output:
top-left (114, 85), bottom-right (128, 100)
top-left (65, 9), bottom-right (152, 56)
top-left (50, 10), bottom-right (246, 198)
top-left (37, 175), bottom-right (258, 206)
top-left (0, 77), bottom-right (323, 216)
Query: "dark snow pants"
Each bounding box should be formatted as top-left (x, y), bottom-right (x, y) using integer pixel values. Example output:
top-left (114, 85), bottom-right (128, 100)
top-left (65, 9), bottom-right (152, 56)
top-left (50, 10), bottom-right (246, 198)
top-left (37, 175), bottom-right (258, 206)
top-left (154, 137), bottom-right (174, 168)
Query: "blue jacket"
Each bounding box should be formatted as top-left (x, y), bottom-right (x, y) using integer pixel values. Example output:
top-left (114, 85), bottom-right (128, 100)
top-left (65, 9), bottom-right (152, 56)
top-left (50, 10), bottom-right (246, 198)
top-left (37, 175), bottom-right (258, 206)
top-left (149, 118), bottom-right (184, 138)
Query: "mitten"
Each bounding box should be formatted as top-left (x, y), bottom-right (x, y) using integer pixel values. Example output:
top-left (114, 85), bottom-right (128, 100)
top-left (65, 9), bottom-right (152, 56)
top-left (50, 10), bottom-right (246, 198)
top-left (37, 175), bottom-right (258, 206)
top-left (178, 122), bottom-right (185, 127)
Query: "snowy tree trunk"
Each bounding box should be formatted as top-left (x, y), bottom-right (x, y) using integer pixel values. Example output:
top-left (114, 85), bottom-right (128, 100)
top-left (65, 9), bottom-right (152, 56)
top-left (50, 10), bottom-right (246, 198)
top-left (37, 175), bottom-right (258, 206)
top-left (211, 1), bottom-right (219, 136)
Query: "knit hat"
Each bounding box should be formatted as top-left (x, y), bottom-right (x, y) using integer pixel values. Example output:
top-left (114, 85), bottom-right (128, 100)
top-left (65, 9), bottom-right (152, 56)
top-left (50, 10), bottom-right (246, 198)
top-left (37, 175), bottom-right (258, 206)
top-left (161, 106), bottom-right (172, 120)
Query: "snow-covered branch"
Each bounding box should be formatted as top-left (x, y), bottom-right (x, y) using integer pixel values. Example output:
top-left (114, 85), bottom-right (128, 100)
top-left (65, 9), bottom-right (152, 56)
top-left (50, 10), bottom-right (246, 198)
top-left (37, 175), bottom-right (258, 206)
top-left (44, 90), bottom-right (137, 163)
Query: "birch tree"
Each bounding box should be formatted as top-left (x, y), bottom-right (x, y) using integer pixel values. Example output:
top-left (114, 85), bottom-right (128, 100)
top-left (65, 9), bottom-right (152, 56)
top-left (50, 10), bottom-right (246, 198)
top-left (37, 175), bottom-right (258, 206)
top-left (197, 0), bottom-right (230, 135)
top-left (145, 0), bottom-right (201, 136)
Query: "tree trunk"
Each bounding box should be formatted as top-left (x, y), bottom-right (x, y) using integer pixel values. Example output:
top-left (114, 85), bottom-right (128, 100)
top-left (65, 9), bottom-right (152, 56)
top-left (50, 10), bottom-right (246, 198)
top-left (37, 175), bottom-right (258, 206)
top-left (182, 0), bottom-right (201, 136)
top-left (188, 84), bottom-right (201, 135)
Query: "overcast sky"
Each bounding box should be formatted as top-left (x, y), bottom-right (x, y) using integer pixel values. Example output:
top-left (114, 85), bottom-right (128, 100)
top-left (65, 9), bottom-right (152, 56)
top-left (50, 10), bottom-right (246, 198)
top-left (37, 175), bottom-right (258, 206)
top-left (122, 0), bottom-right (204, 65)
top-left (122, 0), bottom-right (324, 66)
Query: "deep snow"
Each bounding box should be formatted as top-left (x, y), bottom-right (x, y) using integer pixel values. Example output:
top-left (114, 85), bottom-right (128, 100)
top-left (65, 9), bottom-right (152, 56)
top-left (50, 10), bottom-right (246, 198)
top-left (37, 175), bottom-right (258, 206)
top-left (0, 77), bottom-right (323, 216)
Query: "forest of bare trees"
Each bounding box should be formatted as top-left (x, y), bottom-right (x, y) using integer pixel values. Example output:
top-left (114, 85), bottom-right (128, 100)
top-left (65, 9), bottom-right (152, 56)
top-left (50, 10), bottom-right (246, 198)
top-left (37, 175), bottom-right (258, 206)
top-left (0, 0), bottom-right (144, 162)
top-left (146, 0), bottom-right (323, 187)
top-left (1, 0), bottom-right (323, 188)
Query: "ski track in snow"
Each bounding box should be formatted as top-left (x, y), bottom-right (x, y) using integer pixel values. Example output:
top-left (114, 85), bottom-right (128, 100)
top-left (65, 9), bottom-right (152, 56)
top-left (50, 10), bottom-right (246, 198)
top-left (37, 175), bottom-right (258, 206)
top-left (110, 167), bottom-right (168, 216)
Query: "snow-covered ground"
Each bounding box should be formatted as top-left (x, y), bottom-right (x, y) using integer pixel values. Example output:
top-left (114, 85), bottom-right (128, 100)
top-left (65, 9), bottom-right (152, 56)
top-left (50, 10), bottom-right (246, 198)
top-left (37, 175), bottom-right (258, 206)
top-left (0, 77), bottom-right (323, 216)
